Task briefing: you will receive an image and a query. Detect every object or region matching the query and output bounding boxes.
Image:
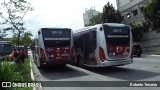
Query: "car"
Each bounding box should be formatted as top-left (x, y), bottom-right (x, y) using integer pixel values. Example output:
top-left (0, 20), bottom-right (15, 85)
top-left (133, 44), bottom-right (143, 57)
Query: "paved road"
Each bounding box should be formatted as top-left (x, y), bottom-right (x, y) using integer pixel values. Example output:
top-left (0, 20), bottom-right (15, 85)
top-left (30, 52), bottom-right (160, 90)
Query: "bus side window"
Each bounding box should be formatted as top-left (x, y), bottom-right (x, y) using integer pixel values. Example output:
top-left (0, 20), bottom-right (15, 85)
top-left (75, 38), bottom-right (83, 52)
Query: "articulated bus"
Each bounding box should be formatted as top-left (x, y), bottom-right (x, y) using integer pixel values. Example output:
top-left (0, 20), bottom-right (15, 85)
top-left (73, 23), bottom-right (133, 67)
top-left (32, 28), bottom-right (74, 68)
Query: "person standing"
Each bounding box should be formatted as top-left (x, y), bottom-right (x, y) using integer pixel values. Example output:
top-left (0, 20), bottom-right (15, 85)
top-left (10, 48), bottom-right (19, 63)
top-left (20, 49), bottom-right (26, 63)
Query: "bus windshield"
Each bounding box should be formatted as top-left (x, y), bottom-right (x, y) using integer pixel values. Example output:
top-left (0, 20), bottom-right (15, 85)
top-left (0, 43), bottom-right (13, 55)
top-left (103, 25), bottom-right (130, 46)
top-left (42, 28), bottom-right (71, 47)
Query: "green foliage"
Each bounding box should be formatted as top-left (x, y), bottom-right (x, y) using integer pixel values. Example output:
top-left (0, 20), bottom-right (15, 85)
top-left (11, 34), bottom-right (18, 45)
top-left (21, 32), bottom-right (33, 47)
top-left (0, 0), bottom-right (34, 51)
top-left (129, 21), bottom-right (144, 42)
top-left (0, 61), bottom-right (24, 82)
top-left (143, 0), bottom-right (160, 32)
top-left (102, 2), bottom-right (123, 23)
top-left (12, 57), bottom-right (32, 90)
top-left (11, 31), bottom-right (32, 47)
top-left (142, 21), bottom-right (150, 32)
top-left (14, 60), bottom-right (32, 81)
top-left (0, 57), bottom-right (32, 90)
top-left (86, 2), bottom-right (123, 26)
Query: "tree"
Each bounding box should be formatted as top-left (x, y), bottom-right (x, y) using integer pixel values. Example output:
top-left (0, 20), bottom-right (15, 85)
top-left (20, 31), bottom-right (32, 48)
top-left (0, 0), bottom-right (33, 51)
top-left (129, 21), bottom-right (144, 42)
top-left (86, 2), bottom-right (123, 26)
top-left (11, 31), bottom-right (32, 48)
top-left (143, 0), bottom-right (160, 32)
top-left (102, 2), bottom-right (123, 23)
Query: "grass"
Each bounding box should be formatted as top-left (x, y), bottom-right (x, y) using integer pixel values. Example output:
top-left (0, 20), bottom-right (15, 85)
top-left (16, 56), bottom-right (32, 81)
top-left (0, 56), bottom-right (33, 90)
top-left (14, 56), bottom-right (33, 90)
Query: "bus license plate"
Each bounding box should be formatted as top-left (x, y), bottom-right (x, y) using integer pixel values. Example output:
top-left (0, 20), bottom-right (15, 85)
top-left (57, 53), bottom-right (60, 57)
top-left (56, 57), bottom-right (62, 59)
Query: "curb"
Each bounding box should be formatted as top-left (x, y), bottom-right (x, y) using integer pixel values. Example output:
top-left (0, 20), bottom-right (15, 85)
top-left (142, 54), bottom-right (160, 59)
top-left (30, 54), bottom-right (36, 90)
top-left (29, 52), bottom-right (44, 90)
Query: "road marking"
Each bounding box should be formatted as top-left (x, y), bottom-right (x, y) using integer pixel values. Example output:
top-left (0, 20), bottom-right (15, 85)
top-left (67, 64), bottom-right (121, 81)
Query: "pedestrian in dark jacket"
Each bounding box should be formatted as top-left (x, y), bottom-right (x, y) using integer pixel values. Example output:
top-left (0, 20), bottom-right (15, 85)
top-left (20, 49), bottom-right (26, 63)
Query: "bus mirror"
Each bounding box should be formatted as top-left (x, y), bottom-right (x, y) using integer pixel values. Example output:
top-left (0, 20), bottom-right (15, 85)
top-left (38, 31), bottom-right (41, 35)
top-left (100, 27), bottom-right (102, 31)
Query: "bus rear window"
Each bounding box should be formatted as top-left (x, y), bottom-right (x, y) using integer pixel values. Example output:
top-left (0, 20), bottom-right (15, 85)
top-left (41, 28), bottom-right (71, 47)
top-left (0, 44), bottom-right (12, 53)
top-left (42, 28), bottom-right (71, 39)
top-left (103, 25), bottom-right (130, 45)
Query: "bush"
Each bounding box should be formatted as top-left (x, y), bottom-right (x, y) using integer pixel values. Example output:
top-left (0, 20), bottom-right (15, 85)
top-left (14, 62), bottom-right (31, 81)
top-left (0, 57), bottom-right (32, 90)
top-left (129, 21), bottom-right (144, 42)
top-left (0, 61), bottom-right (24, 82)
top-left (0, 60), bottom-right (24, 90)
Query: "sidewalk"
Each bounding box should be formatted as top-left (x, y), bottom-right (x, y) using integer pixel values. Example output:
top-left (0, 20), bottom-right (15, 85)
top-left (142, 54), bottom-right (160, 59)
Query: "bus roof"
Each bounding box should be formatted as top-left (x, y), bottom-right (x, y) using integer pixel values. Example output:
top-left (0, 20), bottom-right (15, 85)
top-left (0, 41), bottom-right (11, 44)
top-left (73, 23), bottom-right (128, 34)
top-left (103, 23), bottom-right (128, 27)
top-left (0, 41), bottom-right (11, 43)
top-left (39, 28), bottom-right (71, 31)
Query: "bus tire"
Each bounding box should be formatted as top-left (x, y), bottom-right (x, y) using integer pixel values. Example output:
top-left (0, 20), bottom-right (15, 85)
top-left (137, 54), bottom-right (141, 57)
top-left (37, 64), bottom-right (42, 69)
top-left (37, 58), bottom-right (42, 69)
top-left (37, 64), bottom-right (43, 69)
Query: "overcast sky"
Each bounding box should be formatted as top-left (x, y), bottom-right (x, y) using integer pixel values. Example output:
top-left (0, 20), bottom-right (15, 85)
top-left (22, 0), bottom-right (117, 37)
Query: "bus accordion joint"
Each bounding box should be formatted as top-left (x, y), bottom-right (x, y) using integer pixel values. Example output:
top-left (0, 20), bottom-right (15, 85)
top-left (99, 47), bottom-right (105, 62)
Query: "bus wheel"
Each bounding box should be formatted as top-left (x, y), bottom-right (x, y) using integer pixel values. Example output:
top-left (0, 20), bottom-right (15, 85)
top-left (37, 63), bottom-right (42, 69)
top-left (37, 58), bottom-right (42, 69)
top-left (137, 54), bottom-right (141, 57)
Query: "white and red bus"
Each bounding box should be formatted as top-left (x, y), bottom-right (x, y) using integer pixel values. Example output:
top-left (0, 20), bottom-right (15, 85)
top-left (73, 23), bottom-right (133, 67)
top-left (32, 28), bottom-right (74, 68)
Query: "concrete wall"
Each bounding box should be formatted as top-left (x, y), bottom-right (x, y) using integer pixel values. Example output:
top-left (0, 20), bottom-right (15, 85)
top-left (116, 0), bottom-right (160, 54)
top-left (117, 0), bottom-right (148, 24)
top-left (117, 0), bottom-right (146, 12)
top-left (116, 0), bottom-right (131, 9)
top-left (141, 31), bottom-right (160, 54)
